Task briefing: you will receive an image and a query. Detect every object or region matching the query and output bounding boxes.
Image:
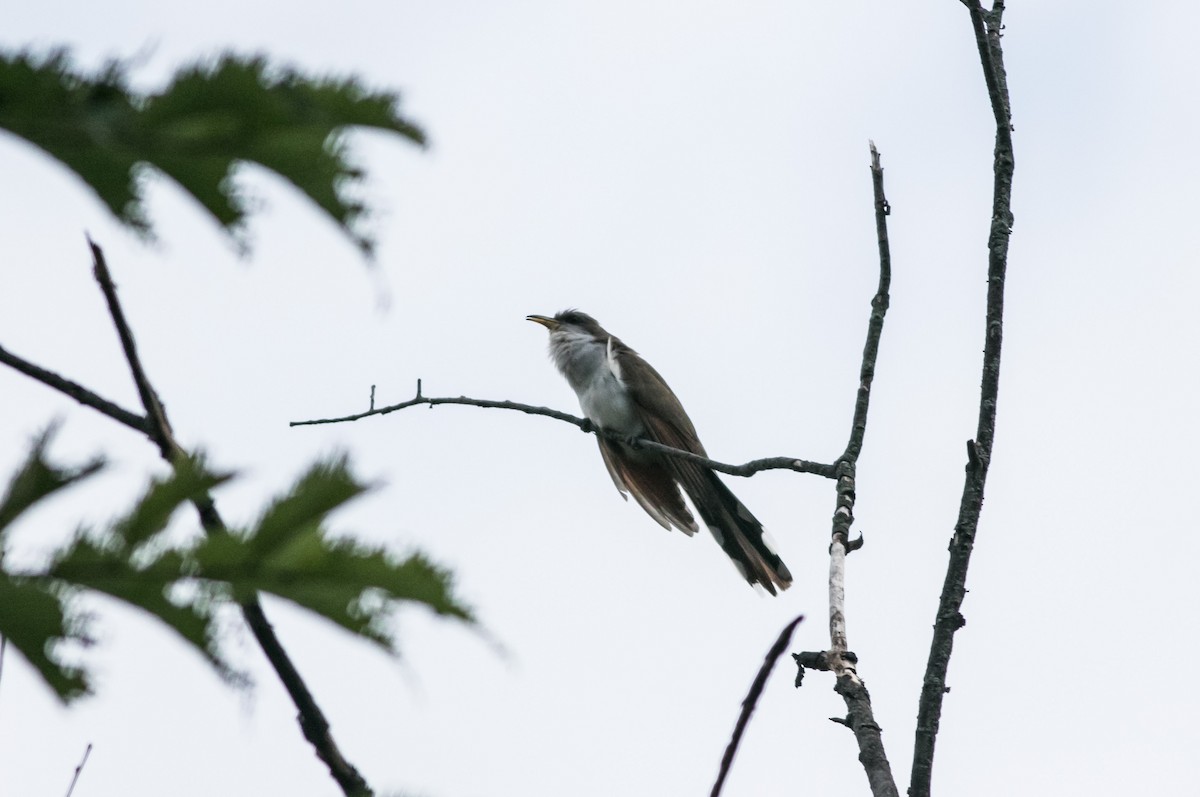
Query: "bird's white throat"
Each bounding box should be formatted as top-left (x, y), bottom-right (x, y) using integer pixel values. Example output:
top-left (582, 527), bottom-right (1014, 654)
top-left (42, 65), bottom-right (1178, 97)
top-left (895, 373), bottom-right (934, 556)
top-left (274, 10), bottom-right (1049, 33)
top-left (547, 327), bottom-right (643, 436)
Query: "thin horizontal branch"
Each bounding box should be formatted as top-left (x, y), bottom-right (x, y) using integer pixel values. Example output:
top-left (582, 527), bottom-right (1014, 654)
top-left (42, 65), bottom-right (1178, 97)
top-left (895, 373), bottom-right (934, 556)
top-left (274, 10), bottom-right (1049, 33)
top-left (0, 342), bottom-right (151, 434)
top-left (291, 382), bottom-right (836, 479)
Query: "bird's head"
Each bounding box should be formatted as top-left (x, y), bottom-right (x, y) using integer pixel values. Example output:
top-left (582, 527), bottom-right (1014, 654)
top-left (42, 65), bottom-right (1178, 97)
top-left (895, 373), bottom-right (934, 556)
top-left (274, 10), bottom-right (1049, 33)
top-left (526, 310), bottom-right (606, 338)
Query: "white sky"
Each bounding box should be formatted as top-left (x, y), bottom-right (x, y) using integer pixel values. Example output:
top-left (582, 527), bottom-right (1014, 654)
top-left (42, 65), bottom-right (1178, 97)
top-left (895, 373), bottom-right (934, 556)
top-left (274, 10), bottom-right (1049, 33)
top-left (2, 2), bottom-right (1197, 795)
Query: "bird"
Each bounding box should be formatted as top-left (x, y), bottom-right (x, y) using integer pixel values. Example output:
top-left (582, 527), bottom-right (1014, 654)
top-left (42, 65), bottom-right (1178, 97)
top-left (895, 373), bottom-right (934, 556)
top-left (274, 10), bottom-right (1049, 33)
top-left (527, 310), bottom-right (792, 594)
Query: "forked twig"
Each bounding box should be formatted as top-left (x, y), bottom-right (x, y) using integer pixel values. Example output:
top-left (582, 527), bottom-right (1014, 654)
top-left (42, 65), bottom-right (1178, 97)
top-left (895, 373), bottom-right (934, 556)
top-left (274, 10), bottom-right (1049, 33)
top-left (88, 240), bottom-right (375, 797)
top-left (0, 249), bottom-right (375, 794)
top-left (0, 342), bottom-right (150, 433)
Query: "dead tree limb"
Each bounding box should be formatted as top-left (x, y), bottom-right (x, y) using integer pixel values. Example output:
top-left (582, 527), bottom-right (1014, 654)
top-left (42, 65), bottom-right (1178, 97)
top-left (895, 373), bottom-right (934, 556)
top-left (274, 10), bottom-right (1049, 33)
top-left (910, 3), bottom-right (1015, 795)
top-left (793, 141), bottom-right (896, 796)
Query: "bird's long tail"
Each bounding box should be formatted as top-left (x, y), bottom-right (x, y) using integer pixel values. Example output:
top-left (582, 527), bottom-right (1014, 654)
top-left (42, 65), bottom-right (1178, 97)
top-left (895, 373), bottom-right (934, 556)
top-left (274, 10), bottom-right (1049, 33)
top-left (687, 472), bottom-right (793, 595)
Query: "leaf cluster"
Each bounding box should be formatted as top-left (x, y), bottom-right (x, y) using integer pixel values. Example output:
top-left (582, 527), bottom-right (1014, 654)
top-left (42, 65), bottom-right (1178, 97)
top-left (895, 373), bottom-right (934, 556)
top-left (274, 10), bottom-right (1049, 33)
top-left (0, 49), bottom-right (425, 255)
top-left (0, 428), bottom-right (471, 703)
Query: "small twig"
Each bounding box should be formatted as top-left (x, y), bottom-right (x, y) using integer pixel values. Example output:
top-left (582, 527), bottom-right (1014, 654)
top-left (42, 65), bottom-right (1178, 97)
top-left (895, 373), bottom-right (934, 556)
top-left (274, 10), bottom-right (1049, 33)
top-left (910, 4), bottom-right (1014, 795)
top-left (64, 742), bottom-right (92, 797)
top-left (710, 615), bottom-right (804, 797)
top-left (840, 140), bottom-right (893, 468)
top-left (791, 650), bottom-right (830, 687)
top-left (86, 240), bottom-right (374, 797)
top-left (292, 385), bottom-right (836, 479)
top-left (828, 140), bottom-right (892, 553)
top-left (88, 237), bottom-right (180, 462)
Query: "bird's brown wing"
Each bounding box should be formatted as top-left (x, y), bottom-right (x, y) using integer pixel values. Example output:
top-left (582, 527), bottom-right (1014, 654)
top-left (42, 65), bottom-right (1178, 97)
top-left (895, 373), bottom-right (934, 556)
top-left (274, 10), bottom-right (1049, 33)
top-left (597, 438), bottom-right (697, 534)
top-left (609, 341), bottom-right (706, 455)
top-left (616, 342), bottom-right (793, 594)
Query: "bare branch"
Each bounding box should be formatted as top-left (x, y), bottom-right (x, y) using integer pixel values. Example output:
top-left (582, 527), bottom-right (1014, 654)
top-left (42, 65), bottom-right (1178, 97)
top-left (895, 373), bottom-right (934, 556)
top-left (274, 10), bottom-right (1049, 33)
top-left (835, 675), bottom-right (897, 797)
top-left (291, 382), bottom-right (837, 480)
top-left (88, 237), bottom-right (181, 461)
top-left (841, 141), bottom-right (893, 467)
top-left (797, 141), bottom-right (898, 797)
top-left (63, 742), bottom-right (92, 797)
top-left (910, 4), bottom-right (1014, 795)
top-left (828, 537), bottom-right (851, 663)
top-left (794, 655), bottom-right (894, 796)
top-left (86, 240), bottom-right (374, 797)
top-left (827, 141), bottom-right (892, 560)
top-left (826, 141), bottom-right (897, 794)
top-left (0, 342), bottom-right (151, 434)
top-left (710, 615), bottom-right (804, 797)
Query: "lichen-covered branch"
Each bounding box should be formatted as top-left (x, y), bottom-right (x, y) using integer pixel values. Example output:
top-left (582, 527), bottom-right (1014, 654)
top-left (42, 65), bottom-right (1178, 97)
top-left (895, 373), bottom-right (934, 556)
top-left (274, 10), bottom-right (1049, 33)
top-left (794, 141), bottom-right (897, 797)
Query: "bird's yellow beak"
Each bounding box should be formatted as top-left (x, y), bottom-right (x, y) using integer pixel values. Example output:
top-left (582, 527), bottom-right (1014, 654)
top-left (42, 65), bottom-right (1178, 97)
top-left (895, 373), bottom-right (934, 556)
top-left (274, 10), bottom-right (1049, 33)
top-left (526, 314), bottom-right (558, 330)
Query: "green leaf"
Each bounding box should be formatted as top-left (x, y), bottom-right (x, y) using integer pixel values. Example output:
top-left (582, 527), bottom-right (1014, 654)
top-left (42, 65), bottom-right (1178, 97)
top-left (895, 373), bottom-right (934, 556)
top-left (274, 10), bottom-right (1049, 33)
top-left (198, 456), bottom-right (472, 652)
top-left (0, 575), bottom-right (89, 702)
top-left (0, 424), bottom-right (103, 538)
top-left (248, 454), bottom-right (369, 555)
top-left (111, 454), bottom-right (232, 550)
top-left (48, 537), bottom-right (241, 685)
top-left (1, 444), bottom-right (469, 702)
top-left (0, 49), bottom-right (425, 255)
top-left (0, 51), bottom-right (148, 231)
top-left (193, 528), bottom-right (473, 654)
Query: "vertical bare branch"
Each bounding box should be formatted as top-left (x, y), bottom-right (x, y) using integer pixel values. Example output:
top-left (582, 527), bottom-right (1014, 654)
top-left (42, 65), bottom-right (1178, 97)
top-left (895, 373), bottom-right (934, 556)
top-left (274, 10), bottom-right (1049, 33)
top-left (835, 675), bottom-right (896, 797)
top-left (841, 141), bottom-right (893, 469)
top-left (824, 140), bottom-right (898, 797)
top-left (910, 3), bottom-right (1014, 795)
top-left (87, 241), bottom-right (374, 797)
top-left (794, 141), bottom-right (897, 796)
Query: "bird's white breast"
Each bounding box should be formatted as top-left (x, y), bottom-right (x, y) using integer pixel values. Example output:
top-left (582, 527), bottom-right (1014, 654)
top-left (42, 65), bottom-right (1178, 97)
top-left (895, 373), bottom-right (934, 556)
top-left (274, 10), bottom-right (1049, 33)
top-left (548, 329), bottom-right (643, 436)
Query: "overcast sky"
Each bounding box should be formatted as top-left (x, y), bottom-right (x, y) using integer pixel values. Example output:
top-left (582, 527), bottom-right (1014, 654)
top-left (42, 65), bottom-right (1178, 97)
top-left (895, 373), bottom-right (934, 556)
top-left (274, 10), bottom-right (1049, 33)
top-left (2, 2), bottom-right (1197, 795)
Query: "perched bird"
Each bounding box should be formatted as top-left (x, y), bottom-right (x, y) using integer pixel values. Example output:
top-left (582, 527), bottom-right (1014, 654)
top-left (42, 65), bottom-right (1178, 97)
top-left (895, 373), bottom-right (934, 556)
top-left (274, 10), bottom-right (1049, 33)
top-left (527, 310), bottom-right (792, 594)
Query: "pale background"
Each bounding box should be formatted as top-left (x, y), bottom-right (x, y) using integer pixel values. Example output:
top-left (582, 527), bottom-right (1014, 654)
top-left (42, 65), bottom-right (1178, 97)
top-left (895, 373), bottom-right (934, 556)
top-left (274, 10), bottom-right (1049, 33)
top-left (1, 2), bottom-right (1196, 795)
